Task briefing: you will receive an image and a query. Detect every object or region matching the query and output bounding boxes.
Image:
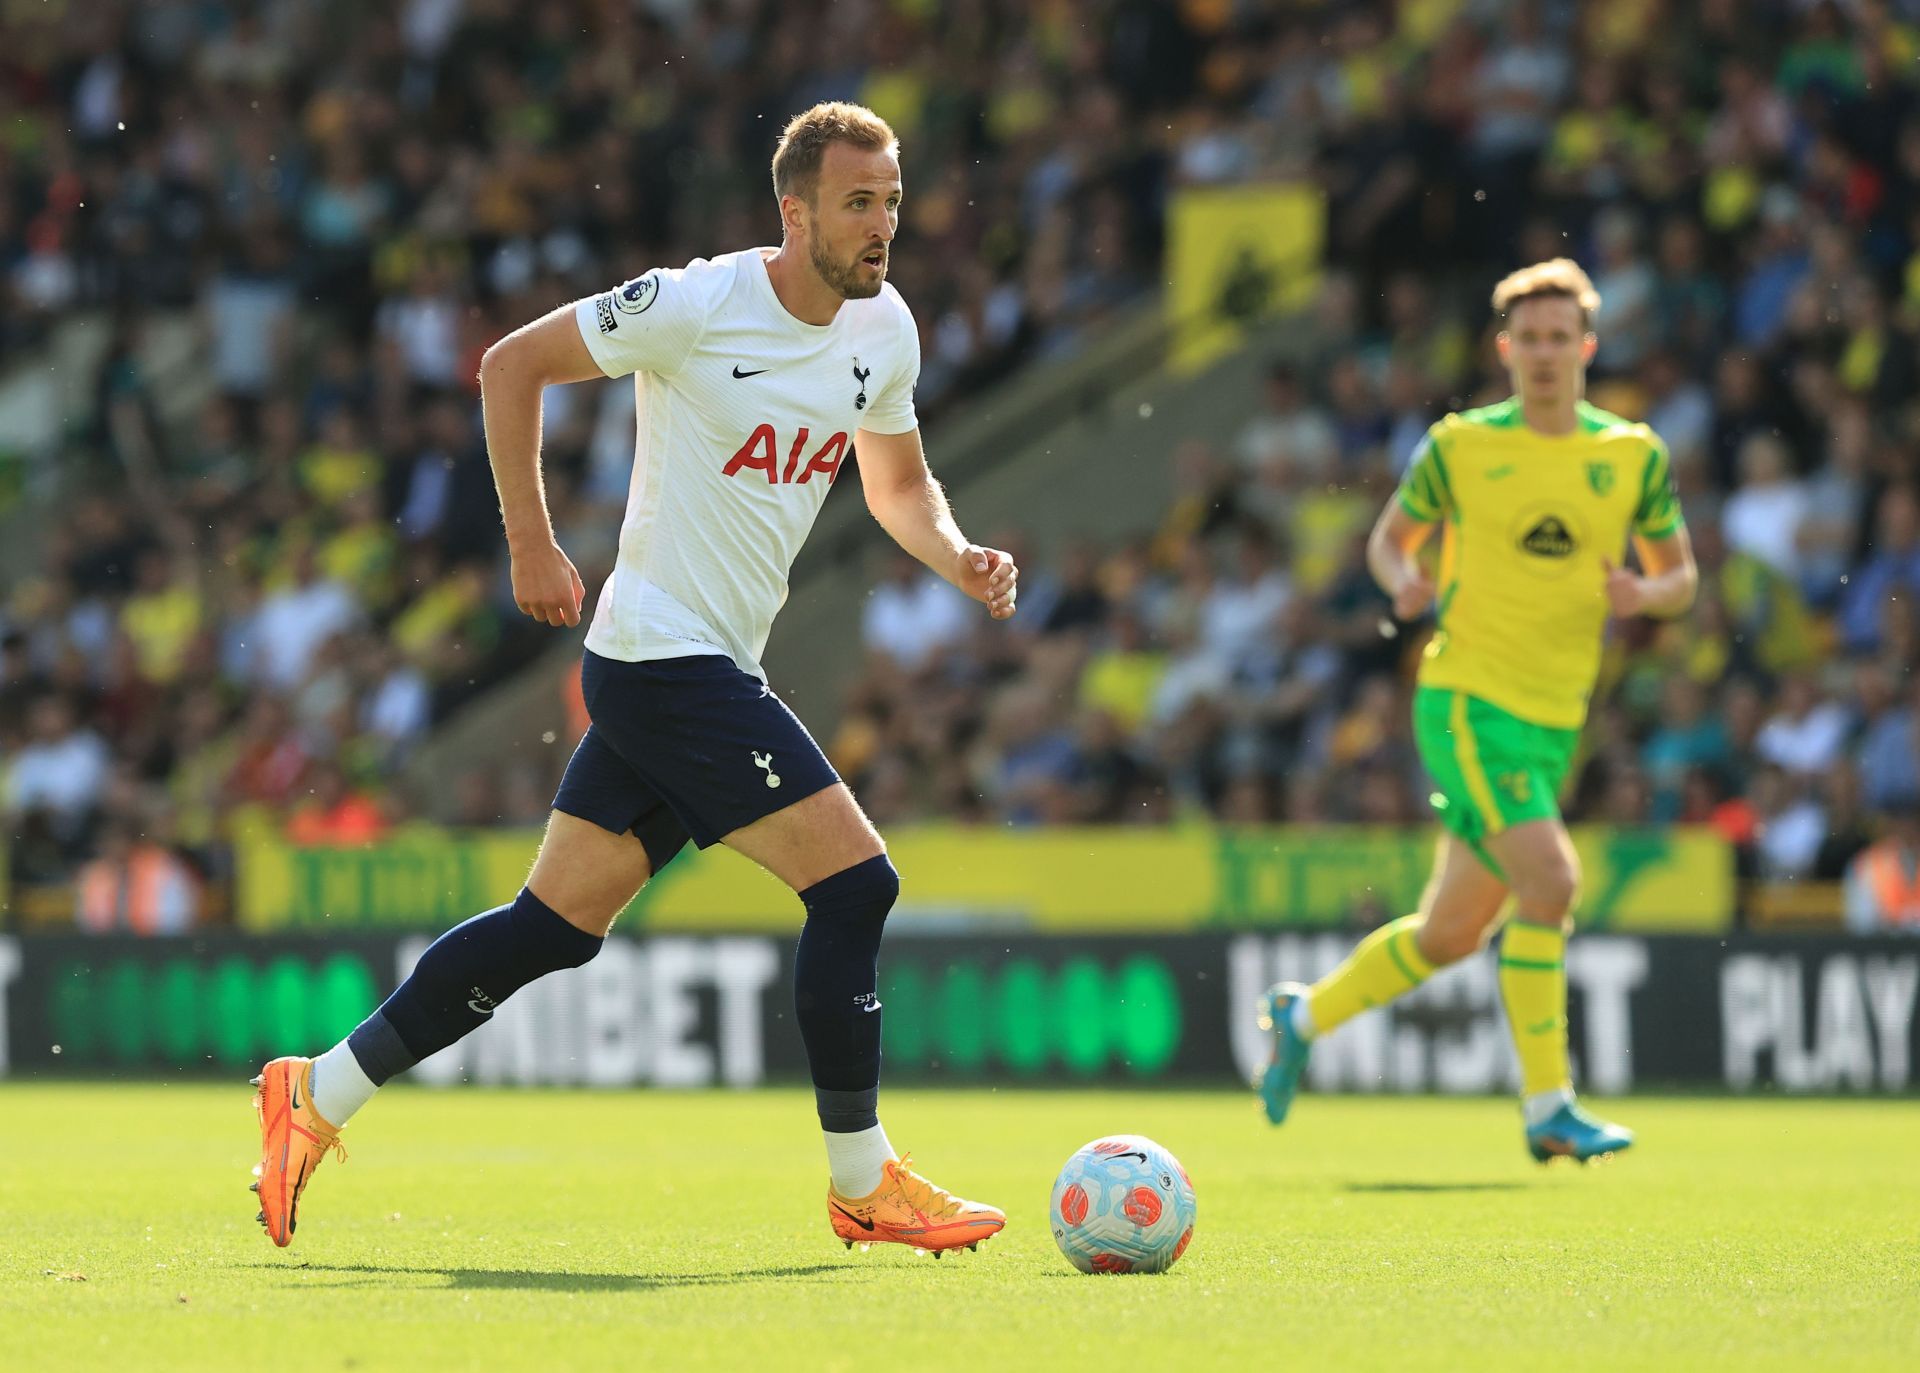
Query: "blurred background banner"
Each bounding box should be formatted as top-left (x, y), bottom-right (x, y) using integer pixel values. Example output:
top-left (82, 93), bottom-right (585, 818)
top-left (1167, 184), bottom-right (1326, 373)
top-left (217, 823), bottom-right (1731, 934)
top-left (5, 932), bottom-right (1911, 1095)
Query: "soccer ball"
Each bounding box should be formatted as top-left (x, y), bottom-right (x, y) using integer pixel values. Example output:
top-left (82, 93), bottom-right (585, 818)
top-left (1049, 1134), bottom-right (1197, 1274)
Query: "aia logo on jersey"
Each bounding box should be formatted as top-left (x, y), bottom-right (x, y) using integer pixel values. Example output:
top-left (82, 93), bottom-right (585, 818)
top-left (723, 424), bottom-right (849, 485)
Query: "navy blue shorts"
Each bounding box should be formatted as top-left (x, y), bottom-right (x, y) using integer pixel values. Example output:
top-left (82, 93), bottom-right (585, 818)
top-left (552, 650), bottom-right (840, 870)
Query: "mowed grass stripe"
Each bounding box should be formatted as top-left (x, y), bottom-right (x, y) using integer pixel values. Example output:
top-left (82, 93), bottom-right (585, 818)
top-left (2, 1086), bottom-right (1917, 1372)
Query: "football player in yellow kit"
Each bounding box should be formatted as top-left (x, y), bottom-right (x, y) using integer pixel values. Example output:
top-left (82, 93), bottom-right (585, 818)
top-left (1259, 259), bottom-right (1698, 1161)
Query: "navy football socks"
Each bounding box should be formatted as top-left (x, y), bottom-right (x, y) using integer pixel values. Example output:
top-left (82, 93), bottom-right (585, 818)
top-left (342, 860), bottom-right (899, 1134)
top-left (793, 854), bottom-right (899, 1132)
top-left (346, 887), bottom-right (604, 1084)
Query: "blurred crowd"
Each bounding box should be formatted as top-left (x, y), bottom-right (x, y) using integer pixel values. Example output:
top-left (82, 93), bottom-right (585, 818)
top-left (4, 0), bottom-right (1920, 932)
top-left (0, 0), bottom-right (1190, 927)
top-left (827, 0), bottom-right (1920, 932)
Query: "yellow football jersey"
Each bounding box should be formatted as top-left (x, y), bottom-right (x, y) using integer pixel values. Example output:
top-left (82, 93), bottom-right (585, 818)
top-left (1397, 398), bottom-right (1684, 730)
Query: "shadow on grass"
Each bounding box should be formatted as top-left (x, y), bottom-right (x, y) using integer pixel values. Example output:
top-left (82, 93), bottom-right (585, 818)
top-left (265, 1261), bottom-right (850, 1292)
top-left (1340, 1181), bottom-right (1528, 1194)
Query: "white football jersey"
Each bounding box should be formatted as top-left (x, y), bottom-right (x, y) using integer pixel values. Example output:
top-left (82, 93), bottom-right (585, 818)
top-left (572, 247), bottom-right (920, 679)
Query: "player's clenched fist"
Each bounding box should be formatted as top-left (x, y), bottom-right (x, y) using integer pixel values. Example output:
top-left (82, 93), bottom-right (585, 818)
top-left (1391, 568), bottom-right (1436, 621)
top-left (510, 538), bottom-right (587, 627)
top-left (1600, 558), bottom-right (1646, 617)
top-left (956, 544), bottom-right (1018, 620)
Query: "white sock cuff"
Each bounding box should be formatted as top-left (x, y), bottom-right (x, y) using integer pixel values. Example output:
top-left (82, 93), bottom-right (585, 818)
top-left (1523, 1088), bottom-right (1574, 1127)
top-left (824, 1121), bottom-right (895, 1198)
top-left (310, 1041), bottom-right (380, 1127)
top-left (1289, 995), bottom-right (1318, 1041)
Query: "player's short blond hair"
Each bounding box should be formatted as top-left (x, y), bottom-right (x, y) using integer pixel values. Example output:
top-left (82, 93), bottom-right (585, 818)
top-left (771, 102), bottom-right (899, 207)
top-left (1491, 258), bottom-right (1601, 331)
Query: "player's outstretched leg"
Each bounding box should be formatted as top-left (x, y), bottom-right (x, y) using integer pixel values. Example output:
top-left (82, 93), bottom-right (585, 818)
top-left (249, 810), bottom-right (655, 1244)
top-left (249, 887), bottom-right (602, 1244)
top-left (1258, 836), bottom-right (1509, 1127)
top-left (1257, 916), bottom-right (1434, 1125)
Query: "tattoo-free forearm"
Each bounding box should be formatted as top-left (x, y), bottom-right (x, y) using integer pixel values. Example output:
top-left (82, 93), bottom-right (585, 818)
top-left (1637, 564), bottom-right (1698, 618)
top-left (479, 349), bottom-right (555, 551)
top-left (869, 474), bottom-right (968, 582)
top-left (1367, 528), bottom-right (1419, 599)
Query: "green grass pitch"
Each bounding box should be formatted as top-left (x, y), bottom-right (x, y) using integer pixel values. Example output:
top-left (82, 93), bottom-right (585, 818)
top-left (4, 1084), bottom-right (1917, 1371)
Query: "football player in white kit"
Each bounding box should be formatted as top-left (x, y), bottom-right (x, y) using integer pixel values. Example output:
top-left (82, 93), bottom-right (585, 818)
top-left (251, 103), bottom-right (1016, 1255)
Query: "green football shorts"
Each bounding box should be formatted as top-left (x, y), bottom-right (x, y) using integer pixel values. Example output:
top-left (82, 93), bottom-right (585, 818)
top-left (1411, 686), bottom-right (1580, 873)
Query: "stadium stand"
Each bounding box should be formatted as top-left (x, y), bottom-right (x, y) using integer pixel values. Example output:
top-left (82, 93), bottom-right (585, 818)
top-left (3, 0), bottom-right (1920, 931)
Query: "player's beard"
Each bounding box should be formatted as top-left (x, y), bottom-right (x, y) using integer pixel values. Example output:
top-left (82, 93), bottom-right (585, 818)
top-left (811, 235), bottom-right (886, 300)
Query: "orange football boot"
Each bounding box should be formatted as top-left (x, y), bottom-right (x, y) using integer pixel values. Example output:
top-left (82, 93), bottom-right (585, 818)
top-left (250, 1056), bottom-right (346, 1246)
top-left (827, 1154), bottom-right (1005, 1256)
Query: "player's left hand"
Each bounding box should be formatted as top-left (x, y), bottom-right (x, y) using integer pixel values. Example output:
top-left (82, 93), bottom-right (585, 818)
top-left (956, 544), bottom-right (1018, 620)
top-left (1601, 558), bottom-right (1646, 617)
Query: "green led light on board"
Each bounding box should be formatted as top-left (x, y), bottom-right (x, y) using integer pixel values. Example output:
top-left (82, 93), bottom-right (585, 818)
top-left (882, 955), bottom-right (1182, 1077)
top-left (48, 954), bottom-right (378, 1067)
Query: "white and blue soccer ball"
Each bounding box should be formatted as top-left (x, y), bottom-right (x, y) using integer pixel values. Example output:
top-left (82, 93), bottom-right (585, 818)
top-left (1050, 1134), bottom-right (1197, 1274)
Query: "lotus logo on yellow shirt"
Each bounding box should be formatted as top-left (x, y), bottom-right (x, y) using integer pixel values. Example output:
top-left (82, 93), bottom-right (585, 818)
top-left (1519, 515), bottom-right (1578, 559)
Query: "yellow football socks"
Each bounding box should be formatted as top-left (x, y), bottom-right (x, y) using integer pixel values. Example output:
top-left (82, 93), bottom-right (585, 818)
top-left (1304, 914), bottom-right (1435, 1037)
top-left (1499, 920), bottom-right (1571, 1098)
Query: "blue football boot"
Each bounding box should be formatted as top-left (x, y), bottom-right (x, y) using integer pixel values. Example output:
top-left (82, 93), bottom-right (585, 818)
top-left (1526, 1100), bottom-right (1634, 1163)
top-left (1256, 982), bottom-right (1313, 1125)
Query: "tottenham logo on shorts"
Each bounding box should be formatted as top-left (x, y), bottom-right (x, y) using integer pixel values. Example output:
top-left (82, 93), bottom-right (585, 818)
top-left (752, 751), bottom-right (782, 788)
top-left (852, 357), bottom-right (871, 410)
top-left (614, 272), bottom-right (660, 315)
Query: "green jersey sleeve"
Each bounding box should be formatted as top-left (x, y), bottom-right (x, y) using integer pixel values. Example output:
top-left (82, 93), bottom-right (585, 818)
top-left (1632, 433), bottom-right (1684, 538)
top-left (1397, 424), bottom-right (1454, 523)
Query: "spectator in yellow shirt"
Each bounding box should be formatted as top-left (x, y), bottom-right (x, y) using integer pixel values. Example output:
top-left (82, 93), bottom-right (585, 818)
top-left (1078, 609), bottom-right (1167, 734)
top-left (121, 551), bottom-right (204, 686)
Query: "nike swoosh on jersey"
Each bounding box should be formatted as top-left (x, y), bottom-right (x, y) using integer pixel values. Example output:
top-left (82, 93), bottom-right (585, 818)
top-left (732, 366), bottom-right (770, 378)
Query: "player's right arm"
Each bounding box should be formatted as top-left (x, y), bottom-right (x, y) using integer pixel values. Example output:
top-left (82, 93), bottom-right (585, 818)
top-left (481, 264), bottom-right (711, 627)
top-left (1370, 425), bottom-right (1448, 620)
top-left (478, 305), bottom-right (605, 627)
top-left (1369, 504), bottom-right (1438, 621)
